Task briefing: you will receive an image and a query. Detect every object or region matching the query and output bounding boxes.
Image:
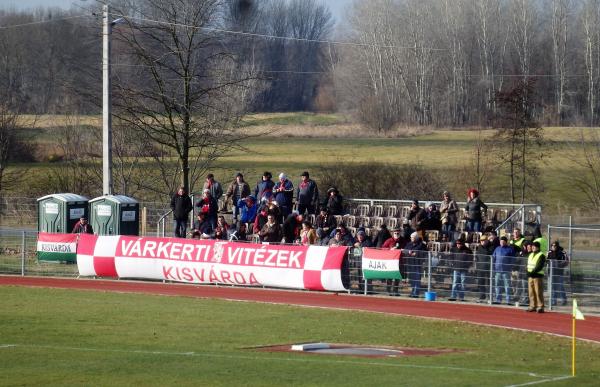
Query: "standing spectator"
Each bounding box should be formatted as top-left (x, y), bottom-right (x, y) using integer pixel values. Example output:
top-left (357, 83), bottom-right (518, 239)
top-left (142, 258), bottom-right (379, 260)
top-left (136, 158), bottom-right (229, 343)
top-left (326, 187), bottom-right (344, 215)
top-left (527, 241), bottom-right (547, 313)
top-left (382, 228), bottom-right (407, 296)
top-left (440, 191), bottom-right (459, 241)
top-left (170, 186), bottom-right (193, 238)
top-left (423, 202), bottom-right (442, 232)
top-left (492, 236), bottom-right (515, 304)
top-left (225, 173), bottom-right (251, 222)
top-left (315, 207), bottom-right (337, 243)
top-left (282, 212), bottom-right (303, 244)
top-left (72, 216), bottom-right (93, 234)
top-left (475, 234), bottom-right (495, 301)
top-left (203, 173), bottom-right (223, 206)
top-left (374, 224), bottom-right (392, 248)
top-left (299, 221), bottom-right (317, 245)
top-left (254, 171), bottom-right (275, 202)
top-left (465, 188), bottom-right (488, 232)
top-left (354, 229), bottom-right (373, 294)
top-left (408, 200), bottom-right (427, 236)
top-left (259, 214), bottom-right (282, 243)
top-left (296, 171), bottom-right (319, 215)
top-left (511, 230), bottom-right (529, 305)
top-left (404, 232), bottom-right (428, 298)
top-left (237, 195), bottom-right (258, 226)
top-left (195, 189), bottom-right (218, 229)
top-left (548, 240), bottom-right (569, 306)
top-left (274, 173), bottom-right (294, 217)
top-left (448, 239), bottom-right (473, 301)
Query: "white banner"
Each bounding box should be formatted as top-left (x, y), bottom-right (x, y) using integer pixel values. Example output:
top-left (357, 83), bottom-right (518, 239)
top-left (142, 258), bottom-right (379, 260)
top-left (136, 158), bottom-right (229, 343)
top-left (76, 234), bottom-right (347, 292)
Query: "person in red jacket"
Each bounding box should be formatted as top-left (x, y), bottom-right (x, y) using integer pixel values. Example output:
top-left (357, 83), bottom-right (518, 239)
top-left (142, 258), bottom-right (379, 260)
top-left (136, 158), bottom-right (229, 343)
top-left (382, 228), bottom-right (407, 296)
top-left (72, 217), bottom-right (93, 234)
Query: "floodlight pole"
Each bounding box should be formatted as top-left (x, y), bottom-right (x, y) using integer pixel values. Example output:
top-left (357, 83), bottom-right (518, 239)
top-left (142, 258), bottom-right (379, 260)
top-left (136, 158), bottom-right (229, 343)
top-left (102, 3), bottom-right (113, 195)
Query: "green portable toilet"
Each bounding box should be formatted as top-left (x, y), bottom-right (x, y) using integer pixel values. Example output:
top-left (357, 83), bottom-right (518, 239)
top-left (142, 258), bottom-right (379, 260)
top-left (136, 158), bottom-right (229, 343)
top-left (37, 193), bottom-right (89, 233)
top-left (89, 195), bottom-right (139, 236)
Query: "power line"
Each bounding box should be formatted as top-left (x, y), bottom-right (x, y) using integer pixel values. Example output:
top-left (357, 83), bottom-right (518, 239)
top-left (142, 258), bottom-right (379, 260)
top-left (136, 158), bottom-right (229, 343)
top-left (0, 14), bottom-right (91, 30)
top-left (107, 12), bottom-right (449, 52)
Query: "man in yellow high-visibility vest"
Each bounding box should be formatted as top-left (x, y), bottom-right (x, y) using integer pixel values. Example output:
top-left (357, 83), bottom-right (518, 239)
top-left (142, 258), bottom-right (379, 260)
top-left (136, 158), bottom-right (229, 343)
top-left (526, 241), bottom-right (547, 313)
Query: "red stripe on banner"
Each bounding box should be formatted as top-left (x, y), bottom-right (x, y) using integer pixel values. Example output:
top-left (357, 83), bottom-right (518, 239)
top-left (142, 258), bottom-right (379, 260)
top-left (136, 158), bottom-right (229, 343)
top-left (76, 234), bottom-right (98, 256)
top-left (93, 256), bottom-right (117, 277)
top-left (362, 247), bottom-right (401, 261)
top-left (322, 246), bottom-right (347, 270)
top-left (37, 232), bottom-right (78, 243)
top-left (303, 270), bottom-right (325, 291)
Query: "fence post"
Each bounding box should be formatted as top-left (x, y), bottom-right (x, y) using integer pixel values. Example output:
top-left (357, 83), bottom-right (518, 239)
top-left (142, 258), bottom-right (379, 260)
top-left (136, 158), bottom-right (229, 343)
top-left (488, 255), bottom-right (493, 304)
top-left (427, 251), bottom-right (432, 293)
top-left (548, 259), bottom-right (553, 311)
top-left (21, 231), bottom-right (26, 276)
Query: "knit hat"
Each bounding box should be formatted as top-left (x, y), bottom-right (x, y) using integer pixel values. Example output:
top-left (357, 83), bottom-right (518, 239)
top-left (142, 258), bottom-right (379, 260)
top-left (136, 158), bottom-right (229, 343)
top-left (279, 172), bottom-right (286, 180)
top-left (410, 232), bottom-right (419, 239)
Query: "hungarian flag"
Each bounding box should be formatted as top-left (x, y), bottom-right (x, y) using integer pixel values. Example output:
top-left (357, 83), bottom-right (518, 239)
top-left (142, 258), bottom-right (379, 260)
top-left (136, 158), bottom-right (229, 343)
top-left (362, 248), bottom-right (402, 280)
top-left (36, 232), bottom-right (78, 263)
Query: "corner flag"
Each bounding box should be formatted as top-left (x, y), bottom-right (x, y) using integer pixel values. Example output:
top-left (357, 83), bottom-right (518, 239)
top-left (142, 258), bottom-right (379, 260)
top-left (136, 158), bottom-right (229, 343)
top-left (573, 299), bottom-right (585, 320)
top-left (572, 299), bottom-right (584, 377)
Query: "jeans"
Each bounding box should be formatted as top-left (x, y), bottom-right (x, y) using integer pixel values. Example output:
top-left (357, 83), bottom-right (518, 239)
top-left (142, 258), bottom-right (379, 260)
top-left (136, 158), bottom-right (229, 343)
top-left (408, 266), bottom-right (421, 296)
top-left (466, 220), bottom-right (481, 232)
top-left (173, 219), bottom-right (187, 238)
top-left (451, 270), bottom-right (467, 300)
top-left (441, 223), bottom-right (456, 241)
top-left (232, 197), bottom-right (241, 220)
top-left (494, 271), bottom-right (511, 303)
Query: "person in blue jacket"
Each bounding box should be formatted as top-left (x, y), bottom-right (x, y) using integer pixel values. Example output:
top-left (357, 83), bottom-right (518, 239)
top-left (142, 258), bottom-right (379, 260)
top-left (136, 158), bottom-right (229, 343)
top-left (273, 173), bottom-right (294, 217)
top-left (237, 195), bottom-right (258, 226)
top-left (492, 236), bottom-right (515, 304)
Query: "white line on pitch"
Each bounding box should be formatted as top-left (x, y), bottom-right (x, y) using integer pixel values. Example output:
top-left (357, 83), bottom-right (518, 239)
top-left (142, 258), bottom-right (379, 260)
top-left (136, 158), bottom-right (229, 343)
top-left (3, 343), bottom-right (564, 380)
top-left (505, 375), bottom-right (574, 387)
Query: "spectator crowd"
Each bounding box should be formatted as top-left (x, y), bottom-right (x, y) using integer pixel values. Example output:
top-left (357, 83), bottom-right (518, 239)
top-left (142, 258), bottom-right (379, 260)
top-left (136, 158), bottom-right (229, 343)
top-left (168, 171), bottom-right (567, 310)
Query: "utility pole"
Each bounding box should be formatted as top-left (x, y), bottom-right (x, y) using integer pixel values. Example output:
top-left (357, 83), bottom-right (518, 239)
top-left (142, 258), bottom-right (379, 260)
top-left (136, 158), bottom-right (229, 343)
top-left (102, 3), bottom-right (113, 196)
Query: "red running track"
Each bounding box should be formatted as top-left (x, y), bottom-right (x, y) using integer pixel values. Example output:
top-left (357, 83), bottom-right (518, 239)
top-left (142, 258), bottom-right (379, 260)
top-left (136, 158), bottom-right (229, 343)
top-left (2, 275), bottom-right (599, 343)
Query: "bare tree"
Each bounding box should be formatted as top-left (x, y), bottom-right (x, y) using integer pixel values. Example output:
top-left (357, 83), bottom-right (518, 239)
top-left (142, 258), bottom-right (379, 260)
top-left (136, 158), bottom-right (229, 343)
top-left (111, 0), bottom-right (259, 196)
top-left (581, 0), bottom-right (600, 125)
top-left (494, 80), bottom-right (545, 204)
top-left (564, 129), bottom-right (600, 210)
top-left (551, 0), bottom-right (571, 124)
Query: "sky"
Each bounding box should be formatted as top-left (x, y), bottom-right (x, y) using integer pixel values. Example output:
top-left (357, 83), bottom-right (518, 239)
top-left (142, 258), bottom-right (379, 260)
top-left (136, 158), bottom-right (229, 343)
top-left (1, 0), bottom-right (353, 17)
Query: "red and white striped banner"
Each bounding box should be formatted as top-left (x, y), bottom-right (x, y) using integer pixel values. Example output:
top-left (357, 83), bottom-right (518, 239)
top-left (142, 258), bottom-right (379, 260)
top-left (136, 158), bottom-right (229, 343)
top-left (76, 234), bottom-right (347, 291)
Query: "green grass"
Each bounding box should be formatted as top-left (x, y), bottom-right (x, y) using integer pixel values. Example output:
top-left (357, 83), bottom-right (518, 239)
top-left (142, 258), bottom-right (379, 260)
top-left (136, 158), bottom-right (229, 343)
top-left (1, 286), bottom-right (598, 386)
top-left (7, 114), bottom-right (600, 215)
top-left (239, 112), bottom-right (344, 127)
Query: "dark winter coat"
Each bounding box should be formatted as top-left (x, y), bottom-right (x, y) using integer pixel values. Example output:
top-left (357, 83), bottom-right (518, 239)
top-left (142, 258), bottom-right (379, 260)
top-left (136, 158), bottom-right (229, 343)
top-left (170, 193), bottom-right (193, 220)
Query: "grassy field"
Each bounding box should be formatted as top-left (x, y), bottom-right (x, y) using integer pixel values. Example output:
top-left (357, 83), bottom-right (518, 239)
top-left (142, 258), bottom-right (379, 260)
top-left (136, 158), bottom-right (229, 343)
top-left (1, 286), bottom-right (599, 386)
top-left (6, 113), bottom-right (600, 218)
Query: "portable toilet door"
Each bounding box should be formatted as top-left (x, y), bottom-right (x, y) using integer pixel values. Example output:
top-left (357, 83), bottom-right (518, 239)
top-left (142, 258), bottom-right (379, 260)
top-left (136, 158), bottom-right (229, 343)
top-left (37, 193), bottom-right (89, 233)
top-left (89, 195), bottom-right (139, 236)
top-left (90, 196), bottom-right (117, 235)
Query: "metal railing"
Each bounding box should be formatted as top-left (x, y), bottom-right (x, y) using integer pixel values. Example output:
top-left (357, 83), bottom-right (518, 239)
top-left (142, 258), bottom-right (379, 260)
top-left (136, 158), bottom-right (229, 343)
top-left (2, 229), bottom-right (598, 315)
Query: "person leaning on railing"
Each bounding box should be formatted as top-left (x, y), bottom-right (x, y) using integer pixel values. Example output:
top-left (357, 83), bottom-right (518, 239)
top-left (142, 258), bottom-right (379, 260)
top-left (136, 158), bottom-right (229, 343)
top-left (548, 240), bottom-right (569, 306)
